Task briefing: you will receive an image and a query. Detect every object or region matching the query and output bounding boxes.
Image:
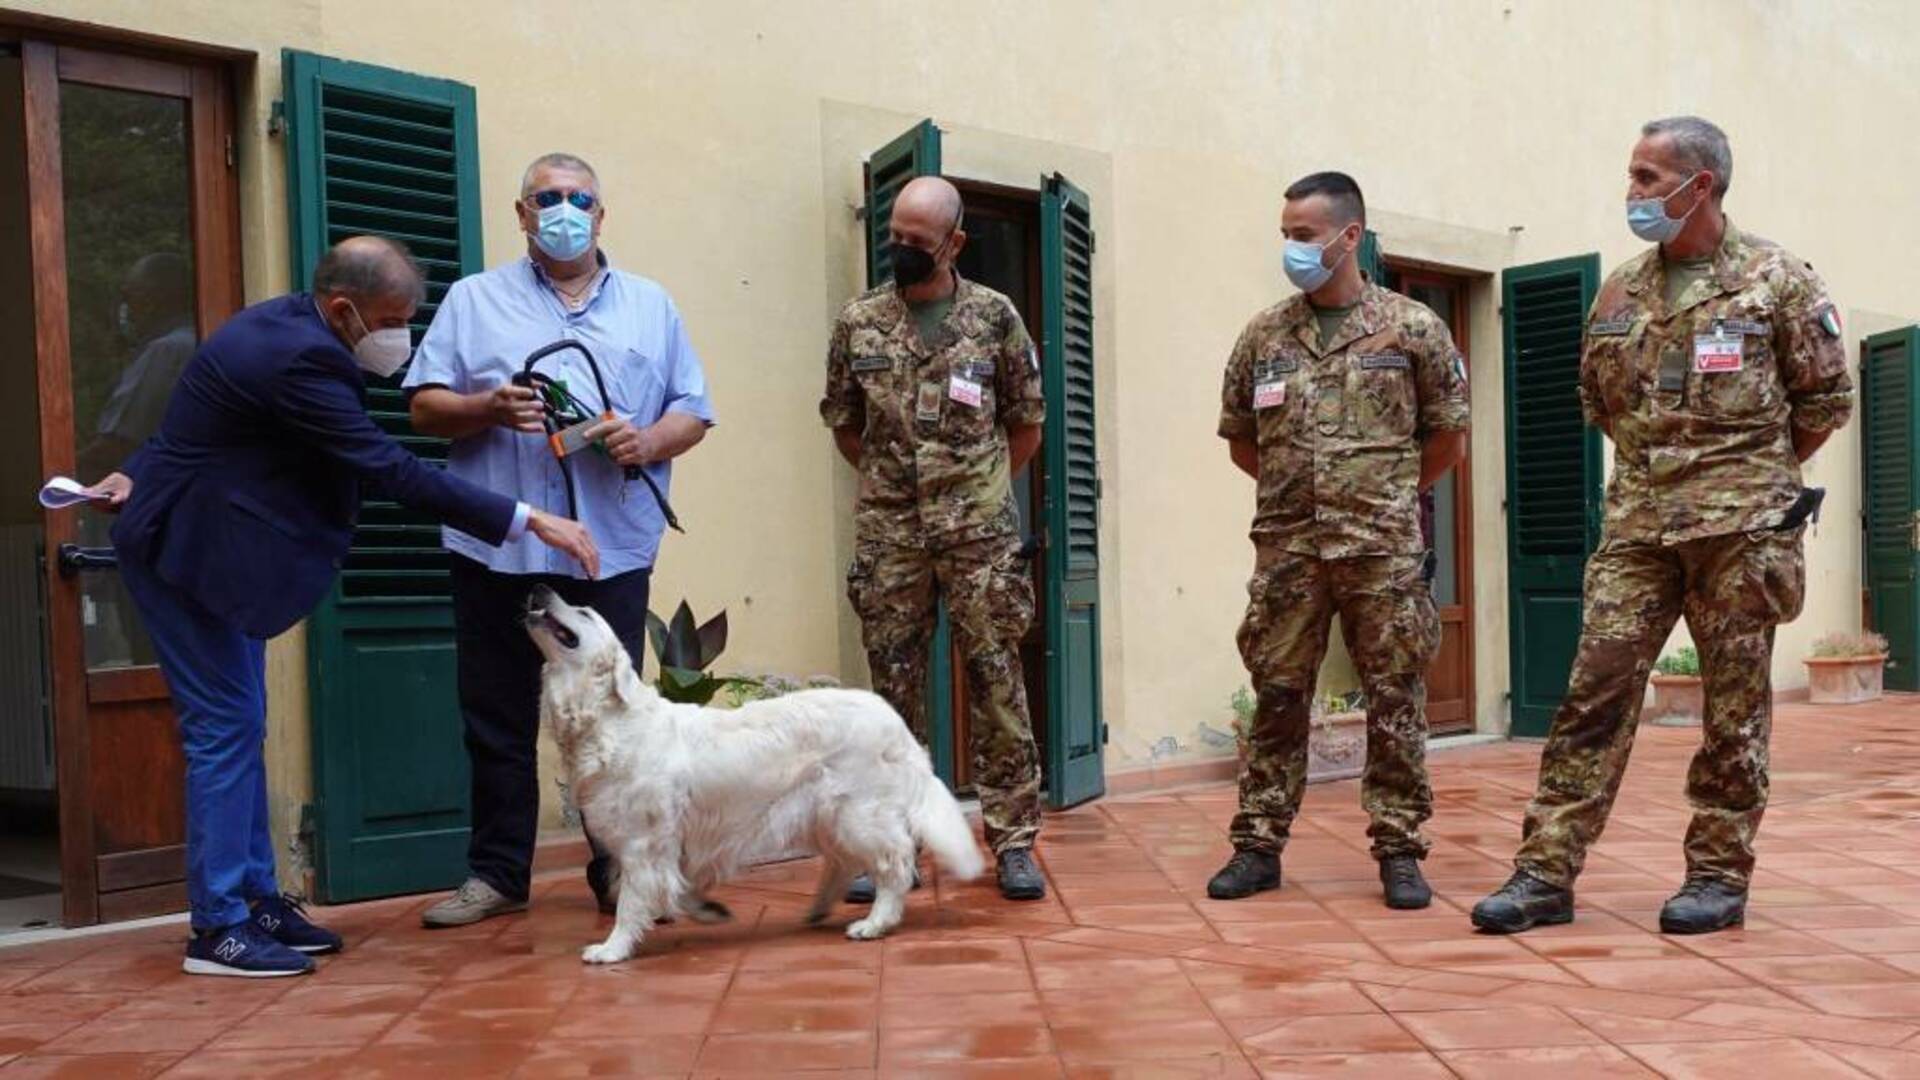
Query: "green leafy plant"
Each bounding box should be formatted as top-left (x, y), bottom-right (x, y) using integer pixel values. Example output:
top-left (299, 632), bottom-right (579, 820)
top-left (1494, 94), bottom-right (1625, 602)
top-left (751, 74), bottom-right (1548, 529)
top-left (1809, 630), bottom-right (1890, 659)
top-left (1229, 686), bottom-right (1257, 750)
top-left (1654, 645), bottom-right (1700, 677)
top-left (1320, 688), bottom-right (1365, 716)
top-left (646, 600), bottom-right (754, 705)
top-left (721, 673), bottom-right (843, 707)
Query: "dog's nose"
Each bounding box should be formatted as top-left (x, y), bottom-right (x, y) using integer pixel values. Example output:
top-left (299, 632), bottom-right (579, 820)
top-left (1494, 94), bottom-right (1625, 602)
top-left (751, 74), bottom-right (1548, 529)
top-left (527, 584), bottom-right (560, 610)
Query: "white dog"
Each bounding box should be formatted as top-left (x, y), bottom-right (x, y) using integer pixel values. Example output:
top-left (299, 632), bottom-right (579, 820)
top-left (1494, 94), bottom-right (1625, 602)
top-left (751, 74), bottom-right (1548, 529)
top-left (524, 585), bottom-right (985, 964)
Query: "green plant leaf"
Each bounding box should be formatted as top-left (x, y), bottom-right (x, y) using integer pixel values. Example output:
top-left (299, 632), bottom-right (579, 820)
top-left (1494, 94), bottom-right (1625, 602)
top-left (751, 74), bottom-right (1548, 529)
top-left (645, 610), bottom-right (669, 672)
top-left (666, 601), bottom-right (700, 670)
top-left (697, 610), bottom-right (729, 670)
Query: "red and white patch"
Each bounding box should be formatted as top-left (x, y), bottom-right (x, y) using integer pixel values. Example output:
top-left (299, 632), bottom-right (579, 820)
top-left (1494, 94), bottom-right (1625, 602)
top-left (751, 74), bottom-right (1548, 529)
top-left (1693, 335), bottom-right (1743, 373)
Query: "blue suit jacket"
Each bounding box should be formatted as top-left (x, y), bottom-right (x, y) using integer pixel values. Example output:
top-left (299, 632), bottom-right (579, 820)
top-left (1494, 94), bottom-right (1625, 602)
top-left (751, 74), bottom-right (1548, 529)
top-left (112, 293), bottom-right (517, 638)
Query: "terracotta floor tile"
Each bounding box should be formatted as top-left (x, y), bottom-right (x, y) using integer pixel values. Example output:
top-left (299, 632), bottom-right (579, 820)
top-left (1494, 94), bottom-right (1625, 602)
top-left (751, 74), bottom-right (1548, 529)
top-left (1195, 981), bottom-right (1377, 1020)
top-left (1233, 1013), bottom-right (1422, 1057)
top-left (1246, 1050), bottom-right (1452, 1078)
top-left (1783, 982), bottom-right (1920, 1020)
top-left (1063, 1057), bottom-right (1254, 1080)
top-left (1810, 1040), bottom-right (1920, 1080)
top-left (1032, 957), bottom-right (1184, 991)
top-left (207, 1011), bottom-right (402, 1050)
top-left (891, 1058), bottom-right (1068, 1079)
top-left (693, 1030), bottom-right (877, 1072)
top-left (0, 1021), bottom-right (82, 1057)
top-left (877, 1024), bottom-right (1054, 1067)
top-left (1561, 1007), bottom-right (1773, 1045)
top-left (1039, 983), bottom-right (1216, 1025)
top-left (0, 1051), bottom-right (182, 1078)
top-left (1517, 933), bottom-right (1690, 961)
top-left (510, 1034), bottom-right (704, 1076)
top-left (1723, 953), bottom-right (1915, 985)
top-left (885, 962), bottom-right (1032, 995)
top-left (883, 938), bottom-right (1028, 967)
top-left (329, 1039), bottom-right (529, 1078)
top-left (1683, 1001), bottom-right (1917, 1047)
top-left (1619, 1038), bottom-right (1865, 1079)
top-left (155, 1046), bottom-right (360, 1078)
top-left (1439, 1044), bottom-right (1658, 1078)
top-left (880, 990), bottom-right (1043, 1030)
top-left (1557, 957), bottom-right (1753, 991)
top-left (1393, 1005), bottom-right (1601, 1051)
top-left (36, 1017), bottom-right (231, 1056)
top-left (1051, 1019), bottom-right (1238, 1062)
top-left (377, 1007), bottom-right (560, 1046)
top-left (546, 1001), bottom-right (716, 1039)
top-left (710, 996), bottom-right (878, 1034)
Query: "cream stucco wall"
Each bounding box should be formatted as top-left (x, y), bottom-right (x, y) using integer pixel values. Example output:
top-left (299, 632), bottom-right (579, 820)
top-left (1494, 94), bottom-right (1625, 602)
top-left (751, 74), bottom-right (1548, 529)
top-left (17, 1), bottom-right (1920, 876)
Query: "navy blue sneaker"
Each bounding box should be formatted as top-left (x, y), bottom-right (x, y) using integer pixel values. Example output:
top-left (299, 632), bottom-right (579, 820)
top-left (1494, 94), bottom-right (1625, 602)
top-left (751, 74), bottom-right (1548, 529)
top-left (251, 893), bottom-right (343, 955)
top-left (183, 919), bottom-right (314, 978)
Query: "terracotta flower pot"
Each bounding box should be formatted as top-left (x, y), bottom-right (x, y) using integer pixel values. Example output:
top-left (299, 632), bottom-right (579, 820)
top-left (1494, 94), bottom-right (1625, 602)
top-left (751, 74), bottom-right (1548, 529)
top-left (1804, 654), bottom-right (1887, 705)
top-left (1647, 673), bottom-right (1704, 726)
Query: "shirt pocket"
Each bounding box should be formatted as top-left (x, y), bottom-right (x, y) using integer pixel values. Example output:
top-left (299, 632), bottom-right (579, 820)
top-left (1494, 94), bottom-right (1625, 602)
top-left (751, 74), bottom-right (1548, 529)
top-left (1251, 350), bottom-right (1306, 444)
top-left (1582, 319), bottom-right (1640, 417)
top-left (609, 346), bottom-right (666, 421)
top-left (1689, 302), bottom-right (1780, 420)
top-left (1347, 352), bottom-right (1417, 440)
top-left (939, 348), bottom-right (999, 439)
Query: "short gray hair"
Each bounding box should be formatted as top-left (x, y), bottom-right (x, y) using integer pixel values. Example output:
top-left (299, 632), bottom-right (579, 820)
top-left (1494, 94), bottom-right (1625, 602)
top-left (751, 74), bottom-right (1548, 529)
top-left (1641, 116), bottom-right (1732, 197)
top-left (311, 235), bottom-right (426, 306)
top-left (520, 152), bottom-right (601, 199)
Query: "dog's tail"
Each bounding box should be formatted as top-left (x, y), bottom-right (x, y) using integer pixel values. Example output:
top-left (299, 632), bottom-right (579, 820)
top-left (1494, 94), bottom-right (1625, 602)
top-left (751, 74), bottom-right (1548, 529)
top-left (912, 777), bottom-right (986, 882)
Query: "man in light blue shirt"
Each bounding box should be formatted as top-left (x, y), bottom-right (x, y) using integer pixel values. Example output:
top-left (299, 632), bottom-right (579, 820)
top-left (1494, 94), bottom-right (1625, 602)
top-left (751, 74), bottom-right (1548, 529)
top-left (405, 152), bottom-right (714, 926)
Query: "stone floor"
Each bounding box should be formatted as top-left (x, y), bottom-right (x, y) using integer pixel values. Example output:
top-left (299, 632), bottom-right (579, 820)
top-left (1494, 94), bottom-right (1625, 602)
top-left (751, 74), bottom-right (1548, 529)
top-left (6, 700), bottom-right (1920, 1078)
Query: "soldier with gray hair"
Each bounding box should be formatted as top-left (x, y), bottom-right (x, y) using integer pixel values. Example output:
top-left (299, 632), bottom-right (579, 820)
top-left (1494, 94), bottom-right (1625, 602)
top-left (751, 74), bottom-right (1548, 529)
top-left (1473, 117), bottom-right (1853, 936)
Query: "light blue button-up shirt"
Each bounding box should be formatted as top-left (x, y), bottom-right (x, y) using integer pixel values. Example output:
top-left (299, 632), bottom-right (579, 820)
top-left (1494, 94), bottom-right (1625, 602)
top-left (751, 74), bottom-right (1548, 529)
top-left (404, 255), bottom-right (714, 578)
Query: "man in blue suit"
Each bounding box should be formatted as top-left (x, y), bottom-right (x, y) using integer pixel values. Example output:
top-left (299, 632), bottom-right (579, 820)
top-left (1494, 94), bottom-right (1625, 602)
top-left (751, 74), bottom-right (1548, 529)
top-left (85, 236), bottom-right (598, 977)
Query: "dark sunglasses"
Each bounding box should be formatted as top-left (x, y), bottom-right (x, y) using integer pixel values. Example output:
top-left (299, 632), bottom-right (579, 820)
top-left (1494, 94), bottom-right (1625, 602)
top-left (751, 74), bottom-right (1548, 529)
top-left (527, 188), bottom-right (598, 212)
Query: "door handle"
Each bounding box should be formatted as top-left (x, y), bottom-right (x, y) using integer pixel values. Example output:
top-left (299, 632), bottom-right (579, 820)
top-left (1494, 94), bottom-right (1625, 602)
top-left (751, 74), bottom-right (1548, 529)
top-left (57, 543), bottom-right (117, 577)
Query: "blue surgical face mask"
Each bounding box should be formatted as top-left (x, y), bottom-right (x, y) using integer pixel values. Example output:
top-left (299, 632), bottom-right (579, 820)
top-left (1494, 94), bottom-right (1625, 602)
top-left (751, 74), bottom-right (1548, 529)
top-left (533, 200), bottom-right (595, 261)
top-left (1282, 227), bottom-right (1352, 293)
top-left (1626, 172), bottom-right (1704, 244)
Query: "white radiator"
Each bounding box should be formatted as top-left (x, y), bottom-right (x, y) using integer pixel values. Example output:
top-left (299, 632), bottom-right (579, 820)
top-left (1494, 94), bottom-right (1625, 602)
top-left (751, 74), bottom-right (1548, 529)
top-left (0, 525), bottom-right (53, 792)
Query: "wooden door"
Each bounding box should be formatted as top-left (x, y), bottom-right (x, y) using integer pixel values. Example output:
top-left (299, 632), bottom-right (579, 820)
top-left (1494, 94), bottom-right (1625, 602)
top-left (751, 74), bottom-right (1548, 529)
top-left (15, 37), bottom-right (241, 925)
top-left (1382, 266), bottom-right (1475, 735)
top-left (1863, 328), bottom-right (1920, 689)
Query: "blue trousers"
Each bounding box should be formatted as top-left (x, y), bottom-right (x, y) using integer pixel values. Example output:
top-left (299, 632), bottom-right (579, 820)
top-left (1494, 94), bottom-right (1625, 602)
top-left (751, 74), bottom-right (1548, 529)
top-left (120, 555), bottom-right (275, 931)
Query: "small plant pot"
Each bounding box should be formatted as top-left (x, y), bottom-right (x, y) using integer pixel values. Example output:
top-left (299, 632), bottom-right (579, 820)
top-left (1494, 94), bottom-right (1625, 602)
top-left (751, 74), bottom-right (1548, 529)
top-left (1308, 709), bottom-right (1367, 781)
top-left (1647, 673), bottom-right (1704, 726)
top-left (1804, 654), bottom-right (1887, 705)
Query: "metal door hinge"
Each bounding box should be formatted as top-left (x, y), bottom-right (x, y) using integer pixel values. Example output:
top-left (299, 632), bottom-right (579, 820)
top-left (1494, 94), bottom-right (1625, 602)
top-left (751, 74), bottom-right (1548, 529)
top-left (268, 100), bottom-right (286, 137)
top-left (224, 134), bottom-right (235, 168)
top-left (1101, 722), bottom-right (1109, 746)
top-left (1909, 510), bottom-right (1920, 552)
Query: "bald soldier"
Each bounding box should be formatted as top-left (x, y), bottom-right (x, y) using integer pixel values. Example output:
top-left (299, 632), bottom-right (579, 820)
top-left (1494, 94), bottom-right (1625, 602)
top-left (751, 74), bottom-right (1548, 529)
top-left (1473, 117), bottom-right (1853, 936)
top-left (1212, 172), bottom-right (1470, 909)
top-left (821, 176), bottom-right (1047, 902)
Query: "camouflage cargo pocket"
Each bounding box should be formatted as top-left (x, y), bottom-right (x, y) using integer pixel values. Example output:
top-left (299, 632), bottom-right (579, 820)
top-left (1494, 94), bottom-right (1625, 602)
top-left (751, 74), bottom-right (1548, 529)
top-left (1739, 526), bottom-right (1806, 627)
top-left (990, 543), bottom-right (1036, 642)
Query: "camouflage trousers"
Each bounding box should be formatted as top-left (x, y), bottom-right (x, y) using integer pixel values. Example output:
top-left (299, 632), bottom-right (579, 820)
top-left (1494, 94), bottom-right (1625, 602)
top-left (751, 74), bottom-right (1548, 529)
top-left (1515, 527), bottom-right (1806, 890)
top-left (1232, 549), bottom-right (1441, 859)
top-left (847, 533), bottom-right (1041, 854)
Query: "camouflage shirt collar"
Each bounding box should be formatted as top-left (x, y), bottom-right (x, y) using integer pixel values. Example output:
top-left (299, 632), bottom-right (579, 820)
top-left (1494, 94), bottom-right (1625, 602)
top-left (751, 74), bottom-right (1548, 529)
top-left (1281, 281), bottom-right (1391, 357)
top-left (1623, 218), bottom-right (1750, 303)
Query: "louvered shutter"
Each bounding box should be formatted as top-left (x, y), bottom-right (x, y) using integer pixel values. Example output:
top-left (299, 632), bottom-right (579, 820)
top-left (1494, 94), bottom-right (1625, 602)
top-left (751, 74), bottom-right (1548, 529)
top-left (1041, 172), bottom-right (1104, 807)
top-left (283, 50), bottom-right (484, 901)
top-left (1502, 255), bottom-right (1602, 737)
top-left (1864, 328), bottom-right (1920, 689)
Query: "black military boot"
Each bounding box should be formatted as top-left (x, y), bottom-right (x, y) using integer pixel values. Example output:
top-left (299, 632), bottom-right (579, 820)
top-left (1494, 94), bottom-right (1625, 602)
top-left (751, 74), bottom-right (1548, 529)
top-left (997, 849), bottom-right (1046, 901)
top-left (1659, 878), bottom-right (1747, 934)
top-left (1470, 870), bottom-right (1574, 933)
top-left (844, 871), bottom-right (922, 904)
top-left (1206, 850), bottom-right (1281, 900)
top-left (1380, 856), bottom-right (1433, 910)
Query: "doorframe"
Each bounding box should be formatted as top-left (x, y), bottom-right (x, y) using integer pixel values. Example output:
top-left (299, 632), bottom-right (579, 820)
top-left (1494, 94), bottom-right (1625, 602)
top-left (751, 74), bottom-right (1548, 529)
top-left (9, 24), bottom-right (244, 925)
top-left (1380, 259), bottom-right (1477, 733)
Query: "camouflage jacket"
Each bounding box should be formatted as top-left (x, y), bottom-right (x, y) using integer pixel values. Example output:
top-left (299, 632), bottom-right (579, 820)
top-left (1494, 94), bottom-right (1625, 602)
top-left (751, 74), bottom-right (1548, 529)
top-left (1581, 220), bottom-right (1853, 546)
top-left (1219, 283), bottom-right (1470, 558)
top-left (821, 274), bottom-right (1045, 547)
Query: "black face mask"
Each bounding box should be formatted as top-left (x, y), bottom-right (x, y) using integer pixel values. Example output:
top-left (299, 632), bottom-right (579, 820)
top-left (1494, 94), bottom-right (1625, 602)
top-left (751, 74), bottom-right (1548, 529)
top-left (890, 242), bottom-right (939, 289)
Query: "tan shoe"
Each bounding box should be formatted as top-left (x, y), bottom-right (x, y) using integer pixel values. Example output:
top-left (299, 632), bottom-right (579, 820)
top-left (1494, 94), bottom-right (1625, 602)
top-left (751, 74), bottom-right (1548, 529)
top-left (421, 877), bottom-right (526, 928)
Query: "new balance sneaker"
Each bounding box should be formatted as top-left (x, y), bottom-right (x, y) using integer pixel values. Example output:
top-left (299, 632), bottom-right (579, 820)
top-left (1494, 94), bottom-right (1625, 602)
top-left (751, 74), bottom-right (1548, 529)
top-left (183, 919), bottom-right (314, 978)
top-left (251, 893), bottom-right (343, 955)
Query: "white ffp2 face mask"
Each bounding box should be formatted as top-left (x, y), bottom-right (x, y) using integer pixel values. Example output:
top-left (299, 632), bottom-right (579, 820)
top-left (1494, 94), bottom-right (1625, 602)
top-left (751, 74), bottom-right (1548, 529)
top-left (344, 301), bottom-right (413, 378)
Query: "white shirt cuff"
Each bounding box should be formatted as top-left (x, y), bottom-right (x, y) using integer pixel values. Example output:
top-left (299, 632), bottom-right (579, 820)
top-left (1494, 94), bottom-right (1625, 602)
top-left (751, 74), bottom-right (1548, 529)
top-left (505, 501), bottom-right (532, 542)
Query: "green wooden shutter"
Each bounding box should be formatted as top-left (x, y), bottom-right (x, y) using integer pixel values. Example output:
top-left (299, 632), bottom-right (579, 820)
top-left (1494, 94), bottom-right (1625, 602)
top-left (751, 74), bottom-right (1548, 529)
top-left (864, 120), bottom-right (941, 289)
top-left (1864, 328), bottom-right (1920, 690)
top-left (283, 50), bottom-right (484, 901)
top-left (1502, 255), bottom-right (1602, 738)
top-left (1040, 172), bottom-right (1104, 808)
top-left (1358, 229), bottom-right (1384, 284)
top-left (859, 120), bottom-right (956, 784)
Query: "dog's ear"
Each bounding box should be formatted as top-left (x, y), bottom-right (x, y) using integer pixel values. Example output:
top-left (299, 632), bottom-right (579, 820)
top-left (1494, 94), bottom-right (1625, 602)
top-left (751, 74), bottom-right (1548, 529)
top-left (591, 647), bottom-right (634, 709)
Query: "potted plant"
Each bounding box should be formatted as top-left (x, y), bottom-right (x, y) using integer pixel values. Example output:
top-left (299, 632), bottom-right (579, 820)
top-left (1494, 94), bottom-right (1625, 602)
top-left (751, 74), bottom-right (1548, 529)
top-left (1648, 646), bottom-right (1703, 726)
top-left (1805, 630), bottom-right (1890, 705)
top-left (1228, 685), bottom-right (1366, 781)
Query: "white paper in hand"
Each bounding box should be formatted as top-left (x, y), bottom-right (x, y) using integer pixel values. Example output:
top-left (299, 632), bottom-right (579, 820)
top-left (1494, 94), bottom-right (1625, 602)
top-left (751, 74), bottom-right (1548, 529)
top-left (39, 476), bottom-right (107, 510)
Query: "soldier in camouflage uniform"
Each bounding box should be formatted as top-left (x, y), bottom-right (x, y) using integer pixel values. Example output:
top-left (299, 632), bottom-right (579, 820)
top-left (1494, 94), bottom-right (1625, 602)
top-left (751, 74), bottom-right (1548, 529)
top-left (1212, 172), bottom-right (1470, 909)
top-left (1474, 117), bottom-right (1853, 936)
top-left (821, 176), bottom-right (1047, 902)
